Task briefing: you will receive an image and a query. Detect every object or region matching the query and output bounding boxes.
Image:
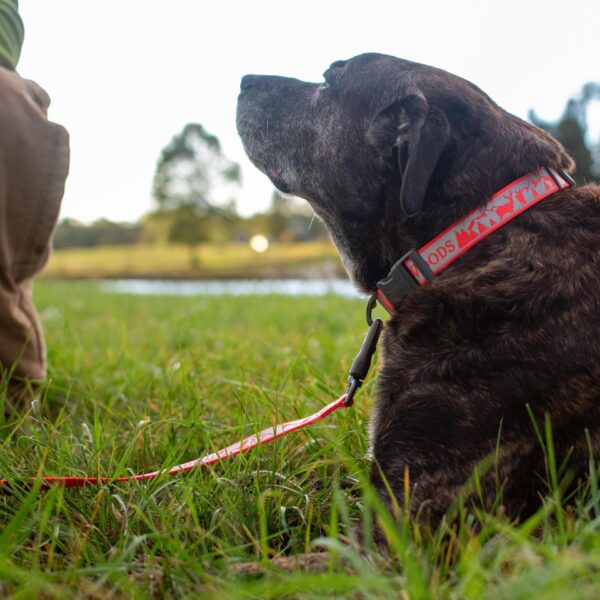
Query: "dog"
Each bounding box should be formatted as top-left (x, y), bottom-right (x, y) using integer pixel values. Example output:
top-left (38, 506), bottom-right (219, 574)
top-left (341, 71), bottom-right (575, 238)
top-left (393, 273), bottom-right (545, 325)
top-left (236, 53), bottom-right (600, 524)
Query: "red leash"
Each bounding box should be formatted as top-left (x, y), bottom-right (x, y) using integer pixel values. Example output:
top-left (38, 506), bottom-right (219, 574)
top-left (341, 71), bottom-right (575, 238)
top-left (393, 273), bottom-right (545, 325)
top-left (0, 393), bottom-right (353, 490)
top-left (1, 297), bottom-right (383, 490)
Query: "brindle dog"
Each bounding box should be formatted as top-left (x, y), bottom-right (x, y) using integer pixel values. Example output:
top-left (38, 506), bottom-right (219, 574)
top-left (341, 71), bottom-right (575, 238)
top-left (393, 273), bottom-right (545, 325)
top-left (236, 53), bottom-right (600, 523)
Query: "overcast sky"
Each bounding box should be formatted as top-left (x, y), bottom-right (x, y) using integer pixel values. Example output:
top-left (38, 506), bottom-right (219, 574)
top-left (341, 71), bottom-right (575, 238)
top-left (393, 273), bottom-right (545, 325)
top-left (16, 0), bottom-right (600, 223)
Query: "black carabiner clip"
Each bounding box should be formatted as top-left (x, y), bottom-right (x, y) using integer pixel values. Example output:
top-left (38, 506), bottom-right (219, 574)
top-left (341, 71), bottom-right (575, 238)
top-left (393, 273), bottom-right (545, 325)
top-left (345, 296), bottom-right (384, 406)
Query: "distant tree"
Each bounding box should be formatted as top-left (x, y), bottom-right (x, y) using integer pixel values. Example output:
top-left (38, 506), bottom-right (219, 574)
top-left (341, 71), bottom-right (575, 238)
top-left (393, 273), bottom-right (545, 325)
top-left (53, 218), bottom-right (142, 249)
top-left (530, 82), bottom-right (600, 185)
top-left (166, 207), bottom-right (209, 268)
top-left (267, 190), bottom-right (289, 240)
top-left (152, 123), bottom-right (241, 213)
top-left (152, 123), bottom-right (241, 264)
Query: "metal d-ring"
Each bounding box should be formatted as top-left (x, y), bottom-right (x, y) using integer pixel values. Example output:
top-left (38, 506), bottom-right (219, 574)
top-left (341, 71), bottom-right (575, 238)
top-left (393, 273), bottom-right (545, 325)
top-left (366, 294), bottom-right (377, 326)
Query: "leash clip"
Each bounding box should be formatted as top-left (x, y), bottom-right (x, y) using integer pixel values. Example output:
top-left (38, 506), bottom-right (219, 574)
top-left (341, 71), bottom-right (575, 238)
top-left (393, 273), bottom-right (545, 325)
top-left (345, 298), bottom-right (384, 406)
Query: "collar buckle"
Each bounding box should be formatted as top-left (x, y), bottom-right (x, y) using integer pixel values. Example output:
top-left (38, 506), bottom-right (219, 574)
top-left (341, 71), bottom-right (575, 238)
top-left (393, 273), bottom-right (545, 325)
top-left (376, 249), bottom-right (434, 313)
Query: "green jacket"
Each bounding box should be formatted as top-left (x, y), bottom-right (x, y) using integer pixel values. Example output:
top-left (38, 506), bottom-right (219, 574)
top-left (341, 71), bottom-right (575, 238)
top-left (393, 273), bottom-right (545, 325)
top-left (0, 0), bottom-right (23, 70)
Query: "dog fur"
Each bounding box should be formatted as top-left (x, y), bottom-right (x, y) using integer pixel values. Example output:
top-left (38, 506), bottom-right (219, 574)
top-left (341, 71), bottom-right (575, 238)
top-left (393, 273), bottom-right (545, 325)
top-left (236, 53), bottom-right (600, 523)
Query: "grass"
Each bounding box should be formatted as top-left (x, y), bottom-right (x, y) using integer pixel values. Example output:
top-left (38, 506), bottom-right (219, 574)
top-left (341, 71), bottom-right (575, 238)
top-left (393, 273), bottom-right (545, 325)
top-left (42, 242), bottom-right (343, 279)
top-left (0, 280), bottom-right (600, 598)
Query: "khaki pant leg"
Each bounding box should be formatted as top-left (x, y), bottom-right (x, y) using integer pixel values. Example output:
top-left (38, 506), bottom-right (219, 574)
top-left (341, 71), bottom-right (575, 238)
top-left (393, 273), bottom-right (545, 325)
top-left (0, 66), bottom-right (70, 381)
top-left (0, 273), bottom-right (45, 379)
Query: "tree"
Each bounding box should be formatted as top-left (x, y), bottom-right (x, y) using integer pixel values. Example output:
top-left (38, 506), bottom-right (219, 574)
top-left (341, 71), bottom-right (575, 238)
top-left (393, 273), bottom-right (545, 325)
top-left (530, 82), bottom-right (600, 186)
top-left (152, 123), bottom-right (241, 213)
top-left (152, 123), bottom-right (241, 265)
top-left (267, 190), bottom-right (290, 240)
top-left (53, 218), bottom-right (142, 249)
top-left (166, 207), bottom-right (209, 268)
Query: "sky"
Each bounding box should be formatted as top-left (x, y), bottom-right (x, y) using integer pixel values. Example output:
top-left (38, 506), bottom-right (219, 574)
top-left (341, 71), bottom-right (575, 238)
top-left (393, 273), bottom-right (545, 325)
top-left (16, 0), bottom-right (600, 224)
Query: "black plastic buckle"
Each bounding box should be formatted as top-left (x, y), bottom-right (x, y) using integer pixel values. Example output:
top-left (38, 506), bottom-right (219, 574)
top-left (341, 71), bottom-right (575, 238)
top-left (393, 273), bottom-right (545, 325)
top-left (558, 168), bottom-right (575, 187)
top-left (376, 249), bottom-right (434, 311)
top-left (546, 166), bottom-right (575, 190)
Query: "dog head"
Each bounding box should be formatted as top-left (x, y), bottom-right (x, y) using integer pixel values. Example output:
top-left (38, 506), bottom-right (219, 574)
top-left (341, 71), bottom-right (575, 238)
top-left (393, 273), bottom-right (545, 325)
top-left (236, 53), bottom-right (574, 292)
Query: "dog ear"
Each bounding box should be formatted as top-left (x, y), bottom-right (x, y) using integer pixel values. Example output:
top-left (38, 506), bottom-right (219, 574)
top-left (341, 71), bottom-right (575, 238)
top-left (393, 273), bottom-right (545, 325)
top-left (368, 93), bottom-right (450, 216)
top-left (398, 95), bottom-right (450, 216)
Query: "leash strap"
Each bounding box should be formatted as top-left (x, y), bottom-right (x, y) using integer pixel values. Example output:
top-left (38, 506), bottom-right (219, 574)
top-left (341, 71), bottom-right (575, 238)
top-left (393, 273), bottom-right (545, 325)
top-left (0, 394), bottom-right (351, 489)
top-left (377, 166), bottom-right (574, 312)
top-left (1, 319), bottom-right (384, 491)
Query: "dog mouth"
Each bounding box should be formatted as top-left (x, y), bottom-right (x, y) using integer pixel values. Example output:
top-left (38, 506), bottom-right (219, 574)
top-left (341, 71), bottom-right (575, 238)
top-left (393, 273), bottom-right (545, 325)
top-left (237, 94), bottom-right (298, 195)
top-left (236, 119), bottom-right (293, 194)
top-left (266, 167), bottom-right (292, 194)
top-left (237, 132), bottom-right (294, 194)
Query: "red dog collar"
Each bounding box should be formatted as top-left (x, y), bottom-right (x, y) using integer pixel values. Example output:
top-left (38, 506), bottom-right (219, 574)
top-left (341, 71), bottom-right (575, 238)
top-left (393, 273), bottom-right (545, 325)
top-left (377, 166), bottom-right (574, 313)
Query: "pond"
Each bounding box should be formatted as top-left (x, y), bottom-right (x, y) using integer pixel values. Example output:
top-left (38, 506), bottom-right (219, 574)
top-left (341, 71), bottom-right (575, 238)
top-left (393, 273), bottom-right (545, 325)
top-left (101, 278), bottom-right (363, 299)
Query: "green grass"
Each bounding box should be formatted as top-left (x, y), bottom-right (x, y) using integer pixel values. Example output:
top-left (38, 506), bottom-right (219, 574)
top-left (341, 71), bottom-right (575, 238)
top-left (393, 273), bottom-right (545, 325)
top-left (42, 242), bottom-right (343, 279)
top-left (1, 281), bottom-right (600, 598)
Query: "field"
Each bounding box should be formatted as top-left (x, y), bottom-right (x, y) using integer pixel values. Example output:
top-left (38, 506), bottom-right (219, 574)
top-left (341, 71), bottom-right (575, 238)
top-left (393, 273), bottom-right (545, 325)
top-left (1, 281), bottom-right (600, 598)
top-left (42, 242), bottom-right (343, 280)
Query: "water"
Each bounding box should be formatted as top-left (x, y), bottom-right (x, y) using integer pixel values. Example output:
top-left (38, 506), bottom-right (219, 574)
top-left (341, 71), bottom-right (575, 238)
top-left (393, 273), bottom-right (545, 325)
top-left (101, 278), bottom-right (363, 299)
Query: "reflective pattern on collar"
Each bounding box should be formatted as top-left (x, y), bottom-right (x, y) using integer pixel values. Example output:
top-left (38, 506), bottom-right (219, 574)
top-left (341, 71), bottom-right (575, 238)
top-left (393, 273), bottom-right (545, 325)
top-left (377, 167), bottom-right (573, 313)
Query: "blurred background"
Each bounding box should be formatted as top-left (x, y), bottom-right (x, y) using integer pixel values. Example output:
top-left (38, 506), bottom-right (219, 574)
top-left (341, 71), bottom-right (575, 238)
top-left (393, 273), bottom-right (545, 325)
top-left (18, 0), bottom-right (600, 284)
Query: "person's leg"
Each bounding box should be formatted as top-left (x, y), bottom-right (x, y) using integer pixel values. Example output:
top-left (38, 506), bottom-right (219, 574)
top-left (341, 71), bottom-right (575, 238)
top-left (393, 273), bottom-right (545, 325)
top-left (0, 66), bottom-right (69, 401)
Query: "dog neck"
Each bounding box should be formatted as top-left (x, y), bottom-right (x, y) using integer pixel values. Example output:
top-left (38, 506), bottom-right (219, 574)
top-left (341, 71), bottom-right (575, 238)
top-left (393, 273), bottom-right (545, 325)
top-left (377, 166), bottom-right (574, 313)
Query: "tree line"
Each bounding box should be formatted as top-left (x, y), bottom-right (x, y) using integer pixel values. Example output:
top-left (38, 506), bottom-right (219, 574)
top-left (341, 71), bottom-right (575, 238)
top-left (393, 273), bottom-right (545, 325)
top-left (530, 82), bottom-right (600, 186)
top-left (55, 82), bottom-right (599, 250)
top-left (54, 196), bottom-right (327, 250)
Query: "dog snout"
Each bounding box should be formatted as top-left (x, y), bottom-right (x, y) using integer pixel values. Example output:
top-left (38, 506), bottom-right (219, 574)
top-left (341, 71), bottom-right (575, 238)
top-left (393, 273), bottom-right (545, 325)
top-left (240, 74), bottom-right (312, 95)
top-left (240, 74), bottom-right (262, 92)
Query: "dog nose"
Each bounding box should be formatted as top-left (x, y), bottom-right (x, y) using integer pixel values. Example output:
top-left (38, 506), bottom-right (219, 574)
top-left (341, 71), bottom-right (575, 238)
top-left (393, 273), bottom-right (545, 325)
top-left (240, 75), bottom-right (259, 92)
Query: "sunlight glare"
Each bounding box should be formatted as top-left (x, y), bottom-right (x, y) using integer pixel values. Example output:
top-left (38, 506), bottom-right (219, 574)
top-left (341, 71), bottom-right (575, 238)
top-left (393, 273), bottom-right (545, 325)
top-left (249, 234), bottom-right (269, 253)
